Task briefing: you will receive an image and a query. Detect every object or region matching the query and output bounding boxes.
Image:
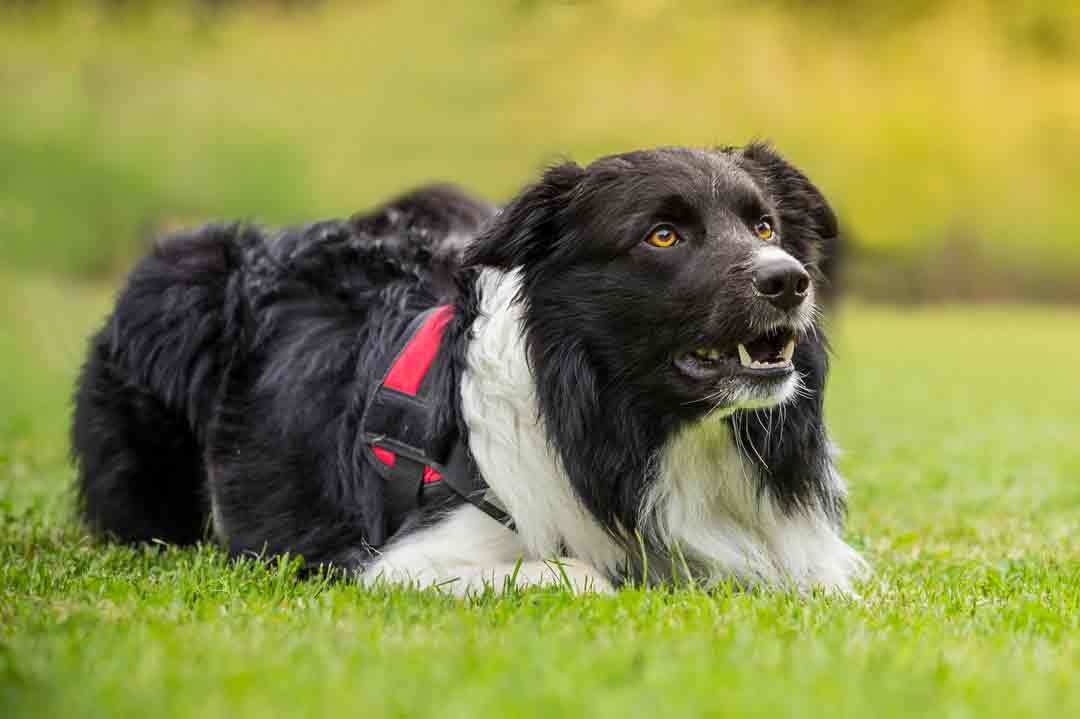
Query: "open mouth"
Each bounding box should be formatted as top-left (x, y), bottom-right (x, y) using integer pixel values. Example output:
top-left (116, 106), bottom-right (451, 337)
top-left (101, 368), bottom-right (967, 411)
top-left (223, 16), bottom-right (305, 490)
top-left (675, 326), bottom-right (797, 381)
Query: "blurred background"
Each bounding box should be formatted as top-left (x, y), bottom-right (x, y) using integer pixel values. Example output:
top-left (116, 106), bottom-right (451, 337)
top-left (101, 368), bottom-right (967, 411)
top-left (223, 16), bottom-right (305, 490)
top-left (2, 0), bottom-right (1079, 301)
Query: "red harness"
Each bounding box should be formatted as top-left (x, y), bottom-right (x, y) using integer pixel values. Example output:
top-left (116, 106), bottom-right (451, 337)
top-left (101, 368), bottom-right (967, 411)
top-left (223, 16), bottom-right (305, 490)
top-left (369, 305), bottom-right (454, 486)
top-left (361, 305), bottom-right (511, 537)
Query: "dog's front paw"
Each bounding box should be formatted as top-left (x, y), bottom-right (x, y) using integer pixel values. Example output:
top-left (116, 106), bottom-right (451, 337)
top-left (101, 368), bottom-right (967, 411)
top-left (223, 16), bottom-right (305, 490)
top-left (531, 557), bottom-right (615, 594)
top-left (358, 556), bottom-right (616, 596)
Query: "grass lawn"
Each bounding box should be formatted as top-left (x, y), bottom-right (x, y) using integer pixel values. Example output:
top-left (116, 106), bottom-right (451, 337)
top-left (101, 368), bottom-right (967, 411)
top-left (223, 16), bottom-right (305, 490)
top-left (2, 271), bottom-right (1078, 718)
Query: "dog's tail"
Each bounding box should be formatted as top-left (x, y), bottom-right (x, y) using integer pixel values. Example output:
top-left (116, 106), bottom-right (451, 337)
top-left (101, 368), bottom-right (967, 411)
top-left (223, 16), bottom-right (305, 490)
top-left (72, 224), bottom-right (252, 545)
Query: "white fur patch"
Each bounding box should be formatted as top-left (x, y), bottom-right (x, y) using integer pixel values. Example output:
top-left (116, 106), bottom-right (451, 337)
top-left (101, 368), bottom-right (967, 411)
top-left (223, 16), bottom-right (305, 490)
top-left (361, 504), bottom-right (613, 596)
top-left (754, 244), bottom-right (801, 266)
top-left (459, 269), bottom-right (627, 576)
top-left (641, 416), bottom-right (865, 593)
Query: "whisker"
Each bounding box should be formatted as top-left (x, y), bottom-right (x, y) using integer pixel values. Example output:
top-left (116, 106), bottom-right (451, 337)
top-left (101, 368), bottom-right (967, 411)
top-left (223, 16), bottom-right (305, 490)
top-left (743, 415), bottom-right (769, 472)
top-left (729, 414), bottom-right (754, 486)
top-left (755, 411), bottom-right (769, 442)
top-left (781, 405), bottom-right (788, 450)
top-left (684, 388), bottom-right (724, 407)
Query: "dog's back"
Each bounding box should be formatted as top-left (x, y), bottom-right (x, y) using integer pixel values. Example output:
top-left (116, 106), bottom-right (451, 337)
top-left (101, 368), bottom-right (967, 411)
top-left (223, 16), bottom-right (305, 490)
top-left (71, 185), bottom-right (493, 547)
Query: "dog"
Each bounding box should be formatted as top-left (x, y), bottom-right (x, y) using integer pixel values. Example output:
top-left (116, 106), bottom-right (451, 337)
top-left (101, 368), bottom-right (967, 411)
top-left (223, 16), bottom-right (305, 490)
top-left (72, 144), bottom-right (864, 595)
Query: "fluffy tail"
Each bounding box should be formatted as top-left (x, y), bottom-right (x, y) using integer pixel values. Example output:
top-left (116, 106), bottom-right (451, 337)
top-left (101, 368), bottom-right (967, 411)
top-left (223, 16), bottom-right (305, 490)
top-left (72, 225), bottom-right (251, 544)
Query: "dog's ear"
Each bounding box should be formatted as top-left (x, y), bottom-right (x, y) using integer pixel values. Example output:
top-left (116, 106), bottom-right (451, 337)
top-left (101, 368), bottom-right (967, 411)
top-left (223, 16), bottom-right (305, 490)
top-left (735, 143), bottom-right (839, 276)
top-left (464, 162), bottom-right (585, 270)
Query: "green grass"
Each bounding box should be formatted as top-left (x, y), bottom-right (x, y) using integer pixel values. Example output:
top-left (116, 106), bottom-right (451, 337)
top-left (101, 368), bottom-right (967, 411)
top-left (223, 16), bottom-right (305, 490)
top-left (2, 271), bottom-right (1079, 718)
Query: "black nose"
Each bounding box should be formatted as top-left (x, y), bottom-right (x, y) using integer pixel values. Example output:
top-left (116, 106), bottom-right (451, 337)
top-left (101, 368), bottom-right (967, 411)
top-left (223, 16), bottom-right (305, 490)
top-left (752, 255), bottom-right (811, 310)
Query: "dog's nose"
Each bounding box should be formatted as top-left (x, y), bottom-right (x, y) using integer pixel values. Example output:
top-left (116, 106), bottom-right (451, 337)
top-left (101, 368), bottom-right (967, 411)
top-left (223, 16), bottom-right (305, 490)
top-left (752, 255), bottom-right (811, 310)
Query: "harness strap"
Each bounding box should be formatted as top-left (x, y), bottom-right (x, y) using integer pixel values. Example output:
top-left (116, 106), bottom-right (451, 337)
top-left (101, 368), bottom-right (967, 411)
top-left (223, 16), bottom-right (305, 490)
top-left (360, 305), bottom-right (514, 536)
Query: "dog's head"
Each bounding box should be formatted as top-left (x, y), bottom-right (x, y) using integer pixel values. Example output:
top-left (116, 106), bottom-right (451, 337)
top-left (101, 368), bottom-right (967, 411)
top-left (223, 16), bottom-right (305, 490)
top-left (465, 144), bottom-right (837, 419)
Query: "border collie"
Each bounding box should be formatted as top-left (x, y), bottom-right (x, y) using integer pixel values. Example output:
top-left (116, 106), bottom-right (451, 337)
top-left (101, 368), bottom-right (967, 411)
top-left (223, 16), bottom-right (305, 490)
top-left (72, 145), bottom-right (865, 595)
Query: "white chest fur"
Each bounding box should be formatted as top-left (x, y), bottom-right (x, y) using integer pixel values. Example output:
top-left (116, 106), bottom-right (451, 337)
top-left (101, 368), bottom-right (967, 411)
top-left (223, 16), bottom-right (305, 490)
top-left (459, 269), bottom-right (628, 576)
top-left (643, 417), bottom-right (864, 593)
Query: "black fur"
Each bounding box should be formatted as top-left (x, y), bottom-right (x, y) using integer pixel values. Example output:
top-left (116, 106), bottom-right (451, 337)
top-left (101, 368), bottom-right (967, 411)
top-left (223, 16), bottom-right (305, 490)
top-left (73, 185), bottom-right (492, 567)
top-left (73, 145), bottom-right (844, 578)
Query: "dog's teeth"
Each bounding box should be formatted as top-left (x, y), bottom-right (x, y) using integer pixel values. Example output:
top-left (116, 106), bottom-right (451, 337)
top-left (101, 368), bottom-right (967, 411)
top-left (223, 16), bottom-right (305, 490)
top-left (781, 339), bottom-right (795, 362)
top-left (692, 347), bottom-right (722, 362)
top-left (749, 358), bottom-right (789, 370)
top-left (737, 344), bottom-right (752, 368)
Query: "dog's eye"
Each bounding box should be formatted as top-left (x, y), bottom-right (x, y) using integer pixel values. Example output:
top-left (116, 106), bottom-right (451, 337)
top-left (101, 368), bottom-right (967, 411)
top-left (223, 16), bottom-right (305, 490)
top-left (644, 226), bottom-right (681, 248)
top-left (754, 219), bottom-right (775, 241)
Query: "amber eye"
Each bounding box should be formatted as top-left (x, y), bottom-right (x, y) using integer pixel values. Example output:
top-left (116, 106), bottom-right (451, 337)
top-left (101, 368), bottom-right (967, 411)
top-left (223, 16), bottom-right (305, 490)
top-left (754, 218), bottom-right (775, 241)
top-left (644, 225), bottom-right (681, 248)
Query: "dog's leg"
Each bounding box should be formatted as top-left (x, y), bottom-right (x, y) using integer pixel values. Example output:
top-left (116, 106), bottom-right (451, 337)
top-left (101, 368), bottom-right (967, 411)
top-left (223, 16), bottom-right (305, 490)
top-left (360, 505), bottom-right (614, 596)
top-left (72, 226), bottom-right (245, 545)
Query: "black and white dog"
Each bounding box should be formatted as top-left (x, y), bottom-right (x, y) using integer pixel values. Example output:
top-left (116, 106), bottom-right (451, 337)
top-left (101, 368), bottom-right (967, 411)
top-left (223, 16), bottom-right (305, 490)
top-left (73, 145), bottom-right (864, 595)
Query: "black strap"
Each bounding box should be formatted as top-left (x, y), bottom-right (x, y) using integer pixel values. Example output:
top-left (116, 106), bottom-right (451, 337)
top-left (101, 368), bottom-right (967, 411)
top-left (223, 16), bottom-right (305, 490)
top-left (439, 442), bottom-right (515, 529)
top-left (382, 455), bottom-right (425, 519)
